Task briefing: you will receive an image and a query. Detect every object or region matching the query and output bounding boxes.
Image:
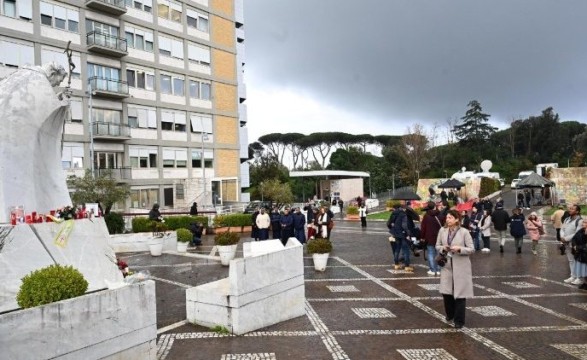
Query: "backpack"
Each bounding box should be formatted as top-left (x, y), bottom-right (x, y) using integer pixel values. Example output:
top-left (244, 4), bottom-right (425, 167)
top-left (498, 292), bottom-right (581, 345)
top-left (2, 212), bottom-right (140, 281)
top-left (392, 212), bottom-right (408, 238)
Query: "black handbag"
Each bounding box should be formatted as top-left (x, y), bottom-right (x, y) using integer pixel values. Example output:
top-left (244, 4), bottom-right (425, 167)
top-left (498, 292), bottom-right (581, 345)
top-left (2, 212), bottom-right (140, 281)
top-left (435, 252), bottom-right (447, 267)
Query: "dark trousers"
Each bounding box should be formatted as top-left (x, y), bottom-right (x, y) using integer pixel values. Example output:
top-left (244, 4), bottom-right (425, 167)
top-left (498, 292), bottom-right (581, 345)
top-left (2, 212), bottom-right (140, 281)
top-left (258, 228), bottom-right (269, 240)
top-left (281, 226), bottom-right (293, 245)
top-left (442, 294), bottom-right (466, 326)
top-left (360, 216), bottom-right (367, 228)
top-left (272, 223), bottom-right (281, 239)
top-left (556, 228), bottom-right (561, 242)
top-left (482, 235), bottom-right (490, 249)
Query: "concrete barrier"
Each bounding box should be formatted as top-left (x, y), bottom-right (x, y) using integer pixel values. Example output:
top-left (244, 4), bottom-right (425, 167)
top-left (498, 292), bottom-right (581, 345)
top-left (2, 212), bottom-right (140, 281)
top-left (109, 232), bottom-right (177, 253)
top-left (0, 281), bottom-right (157, 360)
top-left (186, 238), bottom-right (305, 335)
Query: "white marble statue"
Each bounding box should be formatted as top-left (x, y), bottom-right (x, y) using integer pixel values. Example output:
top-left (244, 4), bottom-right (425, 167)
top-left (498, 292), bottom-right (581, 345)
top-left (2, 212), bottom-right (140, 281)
top-left (0, 62), bottom-right (72, 223)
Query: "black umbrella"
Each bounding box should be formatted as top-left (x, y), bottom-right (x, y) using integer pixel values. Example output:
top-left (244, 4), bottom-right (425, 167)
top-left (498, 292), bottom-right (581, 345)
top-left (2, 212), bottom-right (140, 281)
top-left (516, 172), bottom-right (554, 188)
top-left (437, 178), bottom-right (466, 189)
top-left (391, 189), bottom-right (421, 200)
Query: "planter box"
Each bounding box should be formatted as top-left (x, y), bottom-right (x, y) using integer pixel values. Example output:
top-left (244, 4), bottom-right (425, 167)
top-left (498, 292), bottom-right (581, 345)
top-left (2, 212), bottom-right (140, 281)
top-left (109, 232), bottom-right (177, 253)
top-left (242, 225), bottom-right (252, 233)
top-left (0, 281), bottom-right (157, 360)
top-left (345, 214), bottom-right (360, 221)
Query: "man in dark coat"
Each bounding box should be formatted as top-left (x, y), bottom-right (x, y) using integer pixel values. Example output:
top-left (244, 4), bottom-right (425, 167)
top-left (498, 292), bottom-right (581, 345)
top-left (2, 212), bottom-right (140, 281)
top-left (292, 207), bottom-right (306, 244)
top-left (279, 207), bottom-right (294, 245)
top-left (270, 207), bottom-right (281, 239)
top-left (509, 207), bottom-right (526, 253)
top-left (390, 205), bottom-right (413, 272)
top-left (492, 204), bottom-right (510, 253)
top-left (189, 202), bottom-right (198, 215)
top-left (251, 208), bottom-right (260, 241)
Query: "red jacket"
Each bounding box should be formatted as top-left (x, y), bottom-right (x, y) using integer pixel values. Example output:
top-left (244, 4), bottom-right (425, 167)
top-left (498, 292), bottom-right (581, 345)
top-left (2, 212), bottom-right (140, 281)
top-left (420, 209), bottom-right (444, 245)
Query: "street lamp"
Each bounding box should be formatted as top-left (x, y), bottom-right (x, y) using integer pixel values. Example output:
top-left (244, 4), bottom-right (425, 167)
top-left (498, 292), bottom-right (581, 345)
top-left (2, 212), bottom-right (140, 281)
top-left (87, 79), bottom-right (95, 178)
top-left (200, 117), bottom-right (209, 205)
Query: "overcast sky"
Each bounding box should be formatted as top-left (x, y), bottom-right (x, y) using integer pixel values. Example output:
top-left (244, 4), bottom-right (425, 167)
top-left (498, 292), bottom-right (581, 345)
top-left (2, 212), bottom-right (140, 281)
top-left (242, 0), bottom-right (587, 143)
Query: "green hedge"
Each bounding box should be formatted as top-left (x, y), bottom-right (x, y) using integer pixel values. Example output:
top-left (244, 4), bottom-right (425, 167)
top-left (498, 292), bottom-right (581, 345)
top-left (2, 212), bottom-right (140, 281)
top-left (479, 177), bottom-right (500, 198)
top-left (213, 213), bottom-right (252, 227)
top-left (105, 212), bottom-right (125, 234)
top-left (132, 215), bottom-right (208, 233)
top-left (307, 238), bottom-right (332, 254)
top-left (17, 264), bottom-right (88, 309)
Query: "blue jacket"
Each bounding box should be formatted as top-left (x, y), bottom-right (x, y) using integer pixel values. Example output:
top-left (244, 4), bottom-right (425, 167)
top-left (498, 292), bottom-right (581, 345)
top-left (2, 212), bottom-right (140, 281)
top-left (292, 212), bottom-right (306, 229)
top-left (509, 213), bottom-right (526, 237)
top-left (390, 209), bottom-right (410, 239)
top-left (280, 213), bottom-right (294, 228)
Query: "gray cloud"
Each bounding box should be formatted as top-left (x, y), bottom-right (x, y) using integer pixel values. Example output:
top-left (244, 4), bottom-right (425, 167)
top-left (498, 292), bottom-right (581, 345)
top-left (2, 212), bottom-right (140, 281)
top-left (244, 0), bottom-right (587, 131)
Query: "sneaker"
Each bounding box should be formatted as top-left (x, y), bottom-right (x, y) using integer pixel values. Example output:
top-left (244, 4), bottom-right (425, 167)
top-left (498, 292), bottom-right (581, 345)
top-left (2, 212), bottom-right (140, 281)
top-left (532, 250), bottom-right (537, 255)
top-left (427, 270), bottom-right (435, 276)
top-left (500, 245), bottom-right (504, 253)
top-left (481, 248), bottom-right (490, 253)
top-left (571, 278), bottom-right (583, 285)
top-left (393, 264), bottom-right (402, 270)
top-left (404, 266), bottom-right (414, 272)
top-left (564, 277), bottom-right (576, 284)
top-left (435, 271), bottom-right (441, 276)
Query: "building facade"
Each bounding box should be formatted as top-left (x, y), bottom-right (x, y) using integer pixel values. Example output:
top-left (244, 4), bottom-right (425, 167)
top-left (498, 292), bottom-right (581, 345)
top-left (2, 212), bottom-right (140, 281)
top-left (0, 0), bottom-right (248, 211)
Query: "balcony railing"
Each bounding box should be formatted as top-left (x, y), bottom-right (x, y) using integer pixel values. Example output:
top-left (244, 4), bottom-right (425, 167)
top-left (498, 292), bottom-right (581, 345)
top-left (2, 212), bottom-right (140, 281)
top-left (93, 167), bottom-right (131, 181)
top-left (92, 121), bottom-right (130, 138)
top-left (85, 0), bottom-right (126, 15)
top-left (89, 76), bottom-right (129, 98)
top-left (87, 31), bottom-right (127, 57)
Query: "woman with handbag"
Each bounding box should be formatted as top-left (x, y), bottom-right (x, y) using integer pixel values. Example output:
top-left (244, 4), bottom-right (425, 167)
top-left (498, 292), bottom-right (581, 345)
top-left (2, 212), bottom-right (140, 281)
top-left (525, 212), bottom-right (543, 255)
top-left (436, 209), bottom-right (474, 329)
top-left (570, 218), bottom-right (587, 290)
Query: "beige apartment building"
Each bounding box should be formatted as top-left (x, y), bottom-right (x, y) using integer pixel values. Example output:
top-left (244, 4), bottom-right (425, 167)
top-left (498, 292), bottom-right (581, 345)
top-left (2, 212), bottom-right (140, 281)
top-left (0, 0), bottom-right (248, 211)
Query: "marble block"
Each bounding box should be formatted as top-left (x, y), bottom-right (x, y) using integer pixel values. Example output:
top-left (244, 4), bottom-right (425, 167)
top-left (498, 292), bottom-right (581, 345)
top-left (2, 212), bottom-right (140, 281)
top-left (32, 218), bottom-right (123, 292)
top-left (0, 224), bottom-right (56, 313)
top-left (186, 238), bottom-right (305, 335)
top-left (0, 218), bottom-right (123, 313)
top-left (109, 231), bottom-right (177, 253)
top-left (243, 239), bottom-right (285, 258)
top-left (0, 281), bottom-right (157, 360)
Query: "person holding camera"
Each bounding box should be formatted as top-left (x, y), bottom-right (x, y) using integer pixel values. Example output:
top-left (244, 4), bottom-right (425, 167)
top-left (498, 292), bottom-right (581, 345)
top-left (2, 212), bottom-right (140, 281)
top-left (436, 209), bottom-right (474, 329)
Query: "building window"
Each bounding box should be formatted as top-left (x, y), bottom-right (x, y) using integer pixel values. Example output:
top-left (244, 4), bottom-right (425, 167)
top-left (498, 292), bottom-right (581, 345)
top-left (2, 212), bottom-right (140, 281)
top-left (41, 46), bottom-right (81, 78)
top-left (0, 39), bottom-right (33, 68)
top-left (125, 0), bottom-right (151, 13)
top-left (86, 19), bottom-right (118, 36)
top-left (157, 0), bottom-right (181, 23)
top-left (128, 106), bottom-right (156, 129)
top-left (127, 68), bottom-right (154, 90)
top-left (189, 114), bottom-right (212, 135)
top-left (163, 148), bottom-right (187, 168)
top-left (130, 188), bottom-right (159, 209)
top-left (92, 108), bottom-right (122, 124)
top-left (125, 26), bottom-right (154, 52)
top-left (94, 152), bottom-right (121, 169)
top-left (70, 98), bottom-right (83, 122)
top-left (129, 146), bottom-right (157, 168)
top-left (158, 34), bottom-right (183, 59)
top-left (40, 1), bottom-right (78, 33)
top-left (191, 149), bottom-right (213, 168)
top-left (160, 73), bottom-right (184, 96)
top-left (88, 63), bottom-right (121, 80)
top-left (186, 8), bottom-right (208, 32)
top-left (176, 183), bottom-right (184, 200)
top-left (61, 142), bottom-right (84, 169)
top-left (161, 110), bottom-right (186, 132)
top-left (187, 43), bottom-right (210, 66)
top-left (188, 79), bottom-right (210, 100)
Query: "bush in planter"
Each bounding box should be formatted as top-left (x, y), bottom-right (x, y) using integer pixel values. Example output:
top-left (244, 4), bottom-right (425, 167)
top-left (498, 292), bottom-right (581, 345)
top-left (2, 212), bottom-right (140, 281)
top-left (132, 217), bottom-right (152, 233)
top-left (105, 212), bottom-right (125, 234)
top-left (307, 238), bottom-right (333, 254)
top-left (213, 213), bottom-right (251, 228)
top-left (386, 200), bottom-right (402, 208)
top-left (176, 228), bottom-right (192, 243)
top-left (17, 264), bottom-right (88, 309)
top-left (214, 231), bottom-right (240, 246)
top-left (346, 206), bottom-right (359, 215)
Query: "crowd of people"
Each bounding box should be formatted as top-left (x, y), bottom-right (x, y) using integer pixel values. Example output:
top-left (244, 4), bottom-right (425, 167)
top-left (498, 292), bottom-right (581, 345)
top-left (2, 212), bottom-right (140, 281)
top-left (386, 198), bottom-right (587, 328)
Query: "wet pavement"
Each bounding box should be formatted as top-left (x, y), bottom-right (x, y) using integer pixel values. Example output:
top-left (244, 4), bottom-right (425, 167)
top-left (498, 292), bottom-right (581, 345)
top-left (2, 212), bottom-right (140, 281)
top-left (120, 216), bottom-right (587, 360)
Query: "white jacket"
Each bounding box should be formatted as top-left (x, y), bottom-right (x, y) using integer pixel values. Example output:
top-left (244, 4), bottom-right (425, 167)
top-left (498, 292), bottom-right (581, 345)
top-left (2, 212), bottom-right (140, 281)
top-left (560, 215), bottom-right (582, 242)
top-left (256, 213), bottom-right (271, 229)
top-left (480, 215), bottom-right (492, 236)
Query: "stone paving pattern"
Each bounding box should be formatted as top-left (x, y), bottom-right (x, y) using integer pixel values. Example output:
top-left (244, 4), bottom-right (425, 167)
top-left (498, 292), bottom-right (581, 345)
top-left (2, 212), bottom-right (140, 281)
top-left (121, 217), bottom-right (587, 360)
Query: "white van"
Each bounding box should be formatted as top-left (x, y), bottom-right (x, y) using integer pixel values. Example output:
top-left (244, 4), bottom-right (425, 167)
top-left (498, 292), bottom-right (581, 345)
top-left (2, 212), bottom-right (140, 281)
top-left (518, 171), bottom-right (534, 180)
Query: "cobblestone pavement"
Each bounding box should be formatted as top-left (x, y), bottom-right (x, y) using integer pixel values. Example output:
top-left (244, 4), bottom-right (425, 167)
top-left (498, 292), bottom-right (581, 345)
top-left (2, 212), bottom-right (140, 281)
top-left (121, 218), bottom-right (587, 360)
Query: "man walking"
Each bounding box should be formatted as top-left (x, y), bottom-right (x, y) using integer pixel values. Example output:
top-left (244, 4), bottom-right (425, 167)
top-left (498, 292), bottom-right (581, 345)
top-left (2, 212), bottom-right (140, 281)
top-left (492, 203), bottom-right (510, 253)
top-left (420, 201), bottom-right (444, 276)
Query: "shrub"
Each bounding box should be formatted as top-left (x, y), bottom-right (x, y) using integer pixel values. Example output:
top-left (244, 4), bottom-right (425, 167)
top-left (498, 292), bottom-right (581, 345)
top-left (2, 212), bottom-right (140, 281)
top-left (132, 215), bottom-right (208, 233)
top-left (176, 228), bottom-right (192, 243)
top-left (479, 177), bottom-right (500, 198)
top-left (104, 212), bottom-right (125, 234)
top-left (213, 213), bottom-right (251, 227)
top-left (346, 206), bottom-right (359, 215)
top-left (17, 264), bottom-right (88, 309)
top-left (307, 238), bottom-right (332, 254)
top-left (214, 231), bottom-right (240, 246)
top-left (386, 200), bottom-right (402, 208)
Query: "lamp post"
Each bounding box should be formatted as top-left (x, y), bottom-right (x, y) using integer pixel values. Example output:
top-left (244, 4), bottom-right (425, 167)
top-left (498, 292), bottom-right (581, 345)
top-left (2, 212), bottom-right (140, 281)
top-left (88, 79), bottom-right (95, 178)
top-left (200, 117), bottom-right (209, 205)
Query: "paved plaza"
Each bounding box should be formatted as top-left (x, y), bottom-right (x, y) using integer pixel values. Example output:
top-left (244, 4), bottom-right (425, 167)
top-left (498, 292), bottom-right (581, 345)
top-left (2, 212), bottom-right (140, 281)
top-left (123, 219), bottom-right (587, 360)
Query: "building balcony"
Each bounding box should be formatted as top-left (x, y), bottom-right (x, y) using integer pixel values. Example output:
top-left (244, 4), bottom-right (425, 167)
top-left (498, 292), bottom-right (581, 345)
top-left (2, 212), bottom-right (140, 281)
top-left (92, 122), bottom-right (131, 139)
top-left (87, 31), bottom-right (128, 57)
top-left (85, 0), bottom-right (126, 15)
top-left (89, 76), bottom-right (129, 98)
top-left (93, 167), bottom-right (131, 181)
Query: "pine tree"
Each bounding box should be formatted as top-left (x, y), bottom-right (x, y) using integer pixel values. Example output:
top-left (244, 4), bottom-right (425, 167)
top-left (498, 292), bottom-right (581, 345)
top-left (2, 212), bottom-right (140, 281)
top-left (453, 100), bottom-right (498, 145)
